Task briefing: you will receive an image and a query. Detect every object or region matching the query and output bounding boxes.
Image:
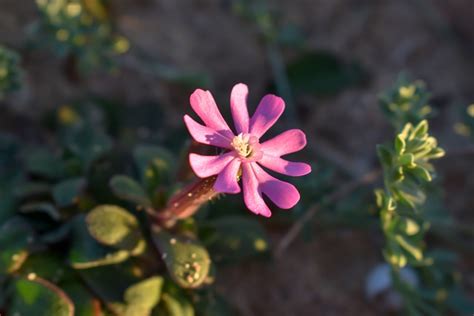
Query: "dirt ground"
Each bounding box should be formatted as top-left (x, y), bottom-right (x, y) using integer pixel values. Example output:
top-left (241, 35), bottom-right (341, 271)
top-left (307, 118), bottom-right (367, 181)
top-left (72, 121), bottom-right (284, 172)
top-left (1, 0), bottom-right (473, 315)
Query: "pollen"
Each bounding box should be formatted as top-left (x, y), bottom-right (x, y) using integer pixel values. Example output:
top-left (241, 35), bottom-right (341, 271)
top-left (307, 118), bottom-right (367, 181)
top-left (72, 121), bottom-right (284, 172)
top-left (231, 133), bottom-right (262, 160)
top-left (231, 133), bottom-right (253, 157)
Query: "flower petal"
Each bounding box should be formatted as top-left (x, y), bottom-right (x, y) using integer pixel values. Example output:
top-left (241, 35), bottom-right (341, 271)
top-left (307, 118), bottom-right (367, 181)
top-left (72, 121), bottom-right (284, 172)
top-left (190, 89), bottom-right (232, 134)
top-left (258, 154), bottom-right (311, 177)
top-left (189, 153), bottom-right (235, 178)
top-left (242, 163), bottom-right (272, 217)
top-left (260, 129), bottom-right (307, 157)
top-left (214, 158), bottom-right (241, 194)
top-left (249, 94), bottom-right (285, 138)
top-left (184, 115), bottom-right (233, 149)
top-left (230, 83), bottom-right (250, 134)
top-left (252, 163), bottom-right (300, 209)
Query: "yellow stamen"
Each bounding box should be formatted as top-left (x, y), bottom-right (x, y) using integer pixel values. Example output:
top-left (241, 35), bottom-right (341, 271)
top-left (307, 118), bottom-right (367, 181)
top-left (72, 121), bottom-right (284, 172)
top-left (231, 133), bottom-right (253, 157)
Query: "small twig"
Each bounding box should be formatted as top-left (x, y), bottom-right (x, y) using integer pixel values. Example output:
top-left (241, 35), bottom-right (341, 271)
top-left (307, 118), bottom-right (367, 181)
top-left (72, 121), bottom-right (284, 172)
top-left (274, 168), bottom-right (381, 258)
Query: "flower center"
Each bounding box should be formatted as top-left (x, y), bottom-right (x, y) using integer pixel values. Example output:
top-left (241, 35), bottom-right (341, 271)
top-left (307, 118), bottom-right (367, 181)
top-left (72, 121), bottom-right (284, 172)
top-left (231, 133), bottom-right (261, 159)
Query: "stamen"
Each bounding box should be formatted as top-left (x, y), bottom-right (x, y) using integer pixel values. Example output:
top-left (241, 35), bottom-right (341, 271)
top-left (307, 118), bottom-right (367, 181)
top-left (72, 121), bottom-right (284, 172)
top-left (231, 133), bottom-right (253, 157)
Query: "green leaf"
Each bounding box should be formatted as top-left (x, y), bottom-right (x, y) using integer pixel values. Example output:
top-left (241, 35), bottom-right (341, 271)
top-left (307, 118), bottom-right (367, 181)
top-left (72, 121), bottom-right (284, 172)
top-left (52, 177), bottom-right (86, 208)
top-left (20, 202), bottom-right (61, 221)
top-left (394, 234), bottom-right (423, 261)
top-left (401, 218), bottom-right (420, 236)
top-left (110, 175), bottom-right (151, 207)
top-left (14, 181), bottom-right (51, 200)
top-left (376, 145), bottom-right (392, 168)
top-left (411, 166), bottom-right (432, 182)
top-left (86, 205), bottom-right (145, 255)
top-left (395, 135), bottom-right (406, 155)
top-left (133, 145), bottom-right (173, 190)
top-left (63, 127), bottom-right (112, 167)
top-left (77, 262), bottom-right (140, 303)
top-left (286, 51), bottom-right (368, 95)
top-left (19, 253), bottom-right (67, 283)
top-left (62, 282), bottom-right (104, 316)
top-left (69, 215), bottom-right (131, 269)
top-left (154, 282), bottom-right (194, 316)
top-left (200, 216), bottom-right (269, 263)
top-left (413, 120), bottom-right (428, 137)
top-left (8, 276), bottom-right (74, 316)
top-left (399, 153), bottom-right (416, 168)
top-left (122, 276), bottom-right (164, 315)
top-left (125, 276), bottom-right (164, 308)
top-left (152, 231), bottom-right (211, 289)
top-left (0, 217), bottom-right (33, 274)
top-left (24, 148), bottom-right (64, 179)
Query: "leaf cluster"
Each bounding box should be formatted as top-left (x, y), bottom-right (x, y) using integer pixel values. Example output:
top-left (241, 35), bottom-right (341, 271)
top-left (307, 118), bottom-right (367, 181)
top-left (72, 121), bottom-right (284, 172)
top-left (33, 0), bottom-right (129, 71)
top-left (376, 78), bottom-right (473, 315)
top-left (0, 102), bottom-right (269, 315)
top-left (379, 75), bottom-right (432, 129)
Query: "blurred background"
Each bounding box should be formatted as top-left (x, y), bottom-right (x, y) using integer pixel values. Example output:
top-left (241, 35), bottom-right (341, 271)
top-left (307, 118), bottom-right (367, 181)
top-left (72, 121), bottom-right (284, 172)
top-left (0, 0), bottom-right (473, 315)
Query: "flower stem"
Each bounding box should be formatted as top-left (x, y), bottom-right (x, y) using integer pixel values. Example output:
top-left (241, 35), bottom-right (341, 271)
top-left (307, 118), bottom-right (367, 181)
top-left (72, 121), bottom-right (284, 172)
top-left (156, 176), bottom-right (219, 228)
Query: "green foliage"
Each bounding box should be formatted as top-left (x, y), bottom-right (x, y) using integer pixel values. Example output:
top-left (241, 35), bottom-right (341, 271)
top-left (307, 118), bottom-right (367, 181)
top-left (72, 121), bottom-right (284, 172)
top-left (25, 148), bottom-right (65, 179)
top-left (375, 79), bottom-right (472, 315)
top-left (34, 0), bottom-right (129, 71)
top-left (199, 216), bottom-right (269, 263)
top-left (377, 120), bottom-right (445, 269)
top-left (8, 276), bottom-right (74, 316)
top-left (154, 281), bottom-right (195, 316)
top-left (0, 45), bottom-right (22, 99)
top-left (86, 204), bottom-right (146, 255)
top-left (53, 177), bottom-right (86, 207)
top-left (124, 276), bottom-right (164, 311)
top-left (152, 231), bottom-right (212, 289)
top-left (133, 145), bottom-right (174, 192)
top-left (110, 175), bottom-right (152, 208)
top-left (379, 75), bottom-right (432, 129)
top-left (111, 276), bottom-right (164, 316)
top-left (0, 101), bottom-right (245, 315)
top-left (61, 282), bottom-right (101, 316)
top-left (0, 218), bottom-right (33, 274)
top-left (69, 215), bottom-right (132, 269)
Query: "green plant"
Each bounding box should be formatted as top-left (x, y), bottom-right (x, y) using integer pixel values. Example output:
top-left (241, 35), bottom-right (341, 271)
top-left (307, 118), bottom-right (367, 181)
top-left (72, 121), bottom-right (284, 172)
top-left (0, 45), bottom-right (22, 99)
top-left (0, 101), bottom-right (271, 315)
top-left (33, 0), bottom-right (129, 71)
top-left (375, 78), bottom-right (473, 315)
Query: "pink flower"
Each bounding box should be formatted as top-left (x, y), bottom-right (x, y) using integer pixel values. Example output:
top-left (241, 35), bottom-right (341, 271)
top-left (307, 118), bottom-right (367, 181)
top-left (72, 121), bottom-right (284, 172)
top-left (184, 83), bottom-right (311, 217)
